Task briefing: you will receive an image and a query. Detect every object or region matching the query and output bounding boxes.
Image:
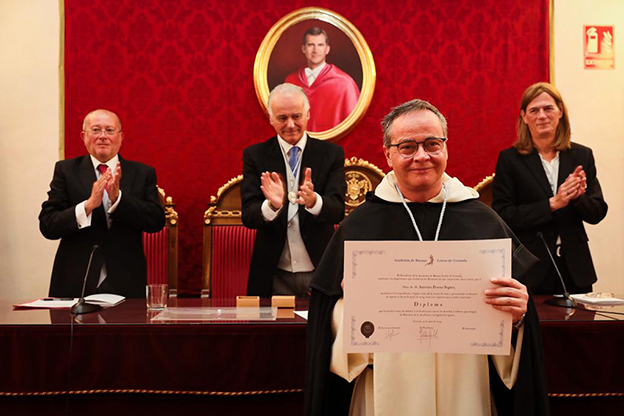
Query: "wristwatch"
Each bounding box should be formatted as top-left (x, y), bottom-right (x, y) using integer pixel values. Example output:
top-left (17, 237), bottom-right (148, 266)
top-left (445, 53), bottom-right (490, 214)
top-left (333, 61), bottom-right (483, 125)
top-left (268, 201), bottom-right (280, 212)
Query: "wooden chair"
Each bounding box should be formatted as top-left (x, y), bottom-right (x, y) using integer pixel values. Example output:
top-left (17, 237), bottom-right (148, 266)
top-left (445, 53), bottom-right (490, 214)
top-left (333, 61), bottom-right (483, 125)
top-left (474, 174), bottom-right (495, 207)
top-left (143, 187), bottom-right (179, 297)
top-left (202, 158), bottom-right (386, 298)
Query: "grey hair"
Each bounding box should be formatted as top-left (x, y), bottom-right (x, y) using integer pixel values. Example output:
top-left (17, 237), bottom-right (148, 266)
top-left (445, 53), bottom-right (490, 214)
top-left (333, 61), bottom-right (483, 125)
top-left (267, 83), bottom-right (310, 117)
top-left (82, 109), bottom-right (122, 131)
top-left (381, 99), bottom-right (447, 146)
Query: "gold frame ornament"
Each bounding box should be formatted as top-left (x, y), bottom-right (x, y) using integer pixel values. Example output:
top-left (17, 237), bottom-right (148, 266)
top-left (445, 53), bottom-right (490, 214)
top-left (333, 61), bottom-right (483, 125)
top-left (253, 7), bottom-right (376, 141)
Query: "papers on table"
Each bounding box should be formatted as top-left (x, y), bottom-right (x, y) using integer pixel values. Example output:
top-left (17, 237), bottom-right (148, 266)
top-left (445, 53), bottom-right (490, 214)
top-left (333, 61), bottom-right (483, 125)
top-left (15, 298), bottom-right (77, 309)
top-left (13, 294), bottom-right (125, 309)
top-left (570, 294), bottom-right (624, 306)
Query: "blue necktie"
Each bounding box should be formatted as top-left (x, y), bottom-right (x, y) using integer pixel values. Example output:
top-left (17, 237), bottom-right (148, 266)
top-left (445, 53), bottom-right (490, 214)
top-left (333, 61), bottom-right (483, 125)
top-left (288, 146), bottom-right (300, 173)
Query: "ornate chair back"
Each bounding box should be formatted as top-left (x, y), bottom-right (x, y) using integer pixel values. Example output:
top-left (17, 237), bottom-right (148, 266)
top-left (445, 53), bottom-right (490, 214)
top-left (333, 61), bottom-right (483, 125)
top-left (203, 176), bottom-right (256, 298)
top-left (344, 157), bottom-right (385, 216)
top-left (474, 174), bottom-right (495, 207)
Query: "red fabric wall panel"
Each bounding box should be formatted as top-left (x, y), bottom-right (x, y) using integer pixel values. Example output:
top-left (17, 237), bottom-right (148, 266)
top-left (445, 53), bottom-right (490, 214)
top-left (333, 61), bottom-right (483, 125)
top-left (64, 0), bottom-right (549, 294)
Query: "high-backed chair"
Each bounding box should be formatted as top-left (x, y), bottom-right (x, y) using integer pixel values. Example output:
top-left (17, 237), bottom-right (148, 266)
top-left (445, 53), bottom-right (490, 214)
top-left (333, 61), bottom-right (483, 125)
top-left (474, 174), bottom-right (495, 207)
top-left (202, 176), bottom-right (256, 298)
top-left (202, 158), bottom-right (386, 298)
top-left (143, 187), bottom-right (179, 297)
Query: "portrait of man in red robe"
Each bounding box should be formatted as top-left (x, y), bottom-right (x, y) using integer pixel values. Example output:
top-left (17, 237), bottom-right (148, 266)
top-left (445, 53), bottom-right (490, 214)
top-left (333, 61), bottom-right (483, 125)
top-left (285, 27), bottom-right (361, 132)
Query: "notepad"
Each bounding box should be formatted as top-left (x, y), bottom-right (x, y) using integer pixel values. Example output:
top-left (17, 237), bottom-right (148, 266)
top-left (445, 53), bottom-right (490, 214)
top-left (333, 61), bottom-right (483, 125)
top-left (570, 294), bottom-right (624, 306)
top-left (13, 294), bottom-right (125, 309)
top-left (83, 293), bottom-right (125, 306)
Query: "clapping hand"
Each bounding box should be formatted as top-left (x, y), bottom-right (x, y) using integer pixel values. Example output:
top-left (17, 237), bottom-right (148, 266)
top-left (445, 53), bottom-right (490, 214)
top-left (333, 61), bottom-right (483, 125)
top-left (297, 168), bottom-right (317, 209)
top-left (550, 165), bottom-right (586, 211)
top-left (106, 162), bottom-right (122, 204)
top-left (261, 171), bottom-right (285, 210)
top-left (85, 171), bottom-right (110, 215)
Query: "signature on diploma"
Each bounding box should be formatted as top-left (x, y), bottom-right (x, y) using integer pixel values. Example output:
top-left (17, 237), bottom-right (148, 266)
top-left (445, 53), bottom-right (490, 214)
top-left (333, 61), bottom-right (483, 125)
top-left (417, 326), bottom-right (439, 346)
top-left (385, 328), bottom-right (400, 342)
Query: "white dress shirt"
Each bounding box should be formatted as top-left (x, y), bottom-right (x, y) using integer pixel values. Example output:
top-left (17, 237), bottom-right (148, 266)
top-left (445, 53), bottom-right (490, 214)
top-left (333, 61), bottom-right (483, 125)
top-left (74, 154), bottom-right (122, 287)
top-left (539, 151), bottom-right (560, 195)
top-left (304, 62), bottom-right (326, 86)
top-left (261, 134), bottom-right (323, 272)
top-left (539, 151), bottom-right (562, 245)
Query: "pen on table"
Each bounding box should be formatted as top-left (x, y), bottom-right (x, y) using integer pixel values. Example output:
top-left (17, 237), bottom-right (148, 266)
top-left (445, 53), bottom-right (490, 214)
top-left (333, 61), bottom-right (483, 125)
top-left (43, 298), bottom-right (75, 301)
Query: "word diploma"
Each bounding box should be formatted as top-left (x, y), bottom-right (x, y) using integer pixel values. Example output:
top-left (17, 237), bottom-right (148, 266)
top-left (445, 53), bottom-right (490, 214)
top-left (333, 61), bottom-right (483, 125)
top-left (344, 239), bottom-right (513, 355)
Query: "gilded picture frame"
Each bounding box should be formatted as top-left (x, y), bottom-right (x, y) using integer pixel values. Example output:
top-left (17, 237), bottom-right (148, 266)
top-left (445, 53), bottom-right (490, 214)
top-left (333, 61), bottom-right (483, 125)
top-left (253, 7), bottom-right (376, 141)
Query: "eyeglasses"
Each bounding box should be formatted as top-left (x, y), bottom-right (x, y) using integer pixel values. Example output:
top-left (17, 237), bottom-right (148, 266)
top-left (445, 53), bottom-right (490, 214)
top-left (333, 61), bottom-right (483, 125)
top-left (387, 137), bottom-right (447, 158)
top-left (86, 127), bottom-right (120, 136)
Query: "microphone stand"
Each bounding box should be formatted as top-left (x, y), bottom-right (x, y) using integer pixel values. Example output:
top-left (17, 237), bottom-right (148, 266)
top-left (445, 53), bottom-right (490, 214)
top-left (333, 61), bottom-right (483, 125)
top-left (538, 232), bottom-right (576, 308)
top-left (70, 245), bottom-right (103, 315)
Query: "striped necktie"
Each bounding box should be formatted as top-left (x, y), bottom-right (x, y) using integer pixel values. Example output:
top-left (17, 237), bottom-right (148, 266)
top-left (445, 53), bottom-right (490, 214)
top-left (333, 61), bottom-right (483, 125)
top-left (288, 146), bottom-right (300, 173)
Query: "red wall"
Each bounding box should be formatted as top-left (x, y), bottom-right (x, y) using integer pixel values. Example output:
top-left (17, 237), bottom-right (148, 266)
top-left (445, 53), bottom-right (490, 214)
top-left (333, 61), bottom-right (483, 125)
top-left (64, 0), bottom-right (549, 295)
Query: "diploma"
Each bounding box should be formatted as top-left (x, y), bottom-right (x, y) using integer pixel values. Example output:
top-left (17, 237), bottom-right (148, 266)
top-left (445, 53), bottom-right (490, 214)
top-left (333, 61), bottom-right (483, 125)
top-left (344, 239), bottom-right (512, 355)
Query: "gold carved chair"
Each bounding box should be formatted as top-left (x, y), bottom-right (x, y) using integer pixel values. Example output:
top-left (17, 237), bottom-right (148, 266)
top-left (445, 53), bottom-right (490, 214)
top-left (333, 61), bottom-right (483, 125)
top-left (202, 158), bottom-right (386, 298)
top-left (143, 187), bottom-right (179, 297)
top-left (202, 176), bottom-right (255, 298)
top-left (344, 157), bottom-right (385, 216)
top-left (474, 174), bottom-right (495, 207)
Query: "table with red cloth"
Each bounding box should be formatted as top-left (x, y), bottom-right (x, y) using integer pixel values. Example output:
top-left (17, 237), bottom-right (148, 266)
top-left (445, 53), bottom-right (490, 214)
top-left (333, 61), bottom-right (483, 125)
top-left (535, 296), bottom-right (624, 414)
top-left (0, 298), bottom-right (307, 416)
top-left (1, 296), bottom-right (623, 416)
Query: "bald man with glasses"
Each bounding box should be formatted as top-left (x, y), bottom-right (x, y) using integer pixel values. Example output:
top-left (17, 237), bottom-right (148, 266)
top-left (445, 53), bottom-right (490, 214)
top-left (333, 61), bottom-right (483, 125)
top-left (39, 109), bottom-right (165, 299)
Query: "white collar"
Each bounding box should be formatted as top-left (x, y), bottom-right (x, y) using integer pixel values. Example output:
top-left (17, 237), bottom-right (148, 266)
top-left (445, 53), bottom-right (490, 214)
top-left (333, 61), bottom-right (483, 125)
top-left (375, 171), bottom-right (479, 203)
top-left (89, 154), bottom-right (119, 172)
top-left (277, 133), bottom-right (308, 154)
top-left (538, 151), bottom-right (560, 165)
top-left (305, 62), bottom-right (326, 78)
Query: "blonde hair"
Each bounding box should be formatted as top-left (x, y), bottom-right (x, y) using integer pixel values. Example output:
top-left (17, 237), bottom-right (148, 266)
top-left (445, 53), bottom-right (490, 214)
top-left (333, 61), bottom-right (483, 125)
top-left (515, 82), bottom-right (570, 155)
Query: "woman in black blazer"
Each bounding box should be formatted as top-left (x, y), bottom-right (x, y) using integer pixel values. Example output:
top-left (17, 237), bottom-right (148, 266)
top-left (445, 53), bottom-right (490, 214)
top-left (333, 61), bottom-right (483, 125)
top-left (492, 82), bottom-right (608, 295)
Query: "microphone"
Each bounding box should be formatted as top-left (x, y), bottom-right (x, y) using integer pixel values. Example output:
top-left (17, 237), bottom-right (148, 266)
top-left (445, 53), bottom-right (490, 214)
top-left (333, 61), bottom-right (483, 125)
top-left (70, 244), bottom-right (103, 315)
top-left (537, 232), bottom-right (576, 308)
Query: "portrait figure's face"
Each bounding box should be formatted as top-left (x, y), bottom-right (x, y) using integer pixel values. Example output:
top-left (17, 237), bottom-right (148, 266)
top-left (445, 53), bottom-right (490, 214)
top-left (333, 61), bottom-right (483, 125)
top-left (301, 34), bottom-right (331, 70)
top-left (521, 91), bottom-right (563, 141)
top-left (383, 110), bottom-right (448, 198)
top-left (269, 90), bottom-right (310, 145)
top-left (81, 111), bottom-right (124, 163)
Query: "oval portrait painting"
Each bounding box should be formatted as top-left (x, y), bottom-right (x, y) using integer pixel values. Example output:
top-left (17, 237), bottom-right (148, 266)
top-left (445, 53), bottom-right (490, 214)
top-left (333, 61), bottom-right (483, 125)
top-left (254, 7), bottom-right (376, 141)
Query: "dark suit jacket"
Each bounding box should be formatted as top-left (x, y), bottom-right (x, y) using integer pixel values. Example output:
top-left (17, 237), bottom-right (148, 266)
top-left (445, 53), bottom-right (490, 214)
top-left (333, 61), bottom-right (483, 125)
top-left (492, 143), bottom-right (608, 288)
top-left (39, 155), bottom-right (165, 298)
top-left (241, 136), bottom-right (346, 297)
